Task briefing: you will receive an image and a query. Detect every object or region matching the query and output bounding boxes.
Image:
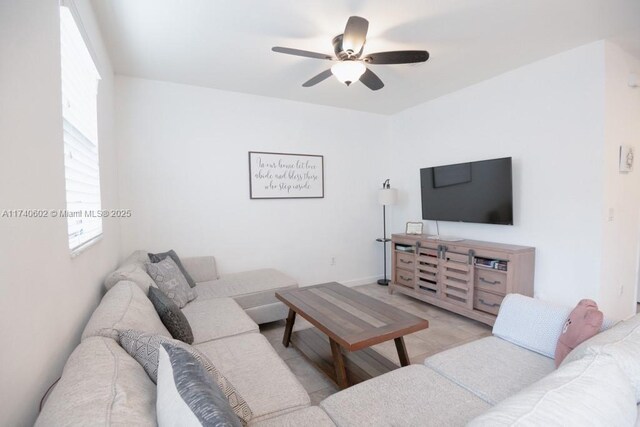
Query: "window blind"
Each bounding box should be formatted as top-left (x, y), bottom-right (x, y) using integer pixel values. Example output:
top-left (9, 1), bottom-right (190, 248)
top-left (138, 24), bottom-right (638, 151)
top-left (60, 5), bottom-right (102, 252)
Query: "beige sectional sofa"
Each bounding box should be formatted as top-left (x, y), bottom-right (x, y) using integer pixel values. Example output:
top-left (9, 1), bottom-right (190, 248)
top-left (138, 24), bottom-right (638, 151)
top-left (37, 280), bottom-right (321, 425)
top-left (37, 251), bottom-right (640, 425)
top-left (103, 250), bottom-right (297, 325)
top-left (318, 294), bottom-right (638, 426)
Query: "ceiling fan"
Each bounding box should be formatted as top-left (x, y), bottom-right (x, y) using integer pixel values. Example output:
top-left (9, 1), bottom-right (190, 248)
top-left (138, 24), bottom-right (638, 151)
top-left (271, 16), bottom-right (429, 91)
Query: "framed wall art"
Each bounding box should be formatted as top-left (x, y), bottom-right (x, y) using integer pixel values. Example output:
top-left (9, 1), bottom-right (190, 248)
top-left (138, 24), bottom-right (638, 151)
top-left (405, 221), bottom-right (424, 235)
top-left (248, 151), bottom-right (324, 199)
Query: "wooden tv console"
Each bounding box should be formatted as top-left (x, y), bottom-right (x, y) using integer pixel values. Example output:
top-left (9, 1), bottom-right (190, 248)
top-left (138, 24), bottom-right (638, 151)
top-left (390, 234), bottom-right (535, 326)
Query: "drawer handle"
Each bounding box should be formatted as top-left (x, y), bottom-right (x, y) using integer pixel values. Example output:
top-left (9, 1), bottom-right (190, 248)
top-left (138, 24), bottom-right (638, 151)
top-left (479, 277), bottom-right (501, 285)
top-left (478, 298), bottom-right (500, 308)
top-left (400, 259), bottom-right (413, 264)
top-left (400, 275), bottom-right (412, 281)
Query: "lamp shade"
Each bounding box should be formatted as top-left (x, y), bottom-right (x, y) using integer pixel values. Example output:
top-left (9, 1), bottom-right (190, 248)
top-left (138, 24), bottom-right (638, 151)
top-left (331, 61), bottom-right (366, 86)
top-left (378, 188), bottom-right (398, 205)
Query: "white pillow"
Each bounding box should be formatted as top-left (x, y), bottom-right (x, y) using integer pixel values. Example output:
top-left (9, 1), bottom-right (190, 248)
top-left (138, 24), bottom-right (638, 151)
top-left (469, 354), bottom-right (636, 426)
top-left (492, 294), bottom-right (571, 358)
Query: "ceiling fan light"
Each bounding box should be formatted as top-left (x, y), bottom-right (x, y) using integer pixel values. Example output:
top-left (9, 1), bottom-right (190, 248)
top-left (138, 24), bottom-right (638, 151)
top-left (331, 61), bottom-right (366, 86)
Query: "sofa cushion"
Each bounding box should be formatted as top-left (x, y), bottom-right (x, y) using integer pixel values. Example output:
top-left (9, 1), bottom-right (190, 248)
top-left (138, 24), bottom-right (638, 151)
top-left (492, 294), bottom-right (572, 358)
top-left (148, 287), bottom-right (194, 344)
top-left (118, 330), bottom-right (252, 424)
top-left (182, 297), bottom-right (258, 344)
top-left (146, 257), bottom-right (197, 308)
top-left (195, 269), bottom-right (297, 301)
top-left (234, 287), bottom-right (297, 311)
top-left (562, 313), bottom-right (640, 401)
top-left (320, 365), bottom-right (490, 427)
top-left (124, 249), bottom-right (152, 267)
top-left (82, 281), bottom-right (170, 340)
top-left (105, 263), bottom-right (158, 294)
top-left (243, 301), bottom-right (290, 325)
top-left (195, 333), bottom-right (310, 422)
top-left (468, 354), bottom-right (636, 426)
top-left (149, 249), bottom-right (197, 288)
top-left (157, 344), bottom-right (243, 427)
top-left (182, 255), bottom-right (219, 282)
top-left (424, 336), bottom-right (555, 405)
top-left (249, 407), bottom-right (335, 427)
top-left (35, 337), bottom-right (156, 426)
top-left (104, 250), bottom-right (156, 292)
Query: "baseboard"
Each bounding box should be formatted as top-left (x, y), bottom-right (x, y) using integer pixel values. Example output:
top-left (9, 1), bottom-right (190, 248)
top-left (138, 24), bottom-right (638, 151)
top-left (297, 275), bottom-right (384, 288)
top-left (340, 275), bottom-right (383, 287)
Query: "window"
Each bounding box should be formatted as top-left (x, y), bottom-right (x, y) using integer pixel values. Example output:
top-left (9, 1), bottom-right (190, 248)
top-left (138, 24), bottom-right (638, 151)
top-left (59, 4), bottom-right (102, 253)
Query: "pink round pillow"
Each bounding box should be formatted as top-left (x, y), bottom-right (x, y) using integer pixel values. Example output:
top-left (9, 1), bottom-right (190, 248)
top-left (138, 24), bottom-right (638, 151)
top-left (554, 299), bottom-right (603, 367)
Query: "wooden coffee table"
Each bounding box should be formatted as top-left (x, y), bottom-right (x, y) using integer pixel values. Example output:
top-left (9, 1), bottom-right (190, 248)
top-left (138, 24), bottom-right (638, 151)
top-left (276, 282), bottom-right (429, 389)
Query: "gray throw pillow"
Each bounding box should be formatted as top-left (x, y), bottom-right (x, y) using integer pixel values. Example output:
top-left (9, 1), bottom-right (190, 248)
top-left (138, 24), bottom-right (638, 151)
top-left (118, 330), bottom-right (252, 425)
top-left (149, 249), bottom-right (197, 288)
top-left (146, 257), bottom-right (197, 308)
top-left (148, 287), bottom-right (194, 344)
top-left (157, 344), bottom-right (243, 427)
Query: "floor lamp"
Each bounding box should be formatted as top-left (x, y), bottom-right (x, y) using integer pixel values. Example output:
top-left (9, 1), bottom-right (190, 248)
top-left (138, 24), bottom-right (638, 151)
top-left (377, 179), bottom-right (397, 286)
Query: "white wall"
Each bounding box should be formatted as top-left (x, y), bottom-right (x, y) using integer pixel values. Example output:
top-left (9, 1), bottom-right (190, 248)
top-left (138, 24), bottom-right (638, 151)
top-left (115, 40), bottom-right (640, 318)
top-left (600, 42), bottom-right (640, 317)
top-left (116, 77), bottom-right (389, 286)
top-left (0, 1), bottom-right (121, 425)
top-left (387, 42), bottom-right (607, 309)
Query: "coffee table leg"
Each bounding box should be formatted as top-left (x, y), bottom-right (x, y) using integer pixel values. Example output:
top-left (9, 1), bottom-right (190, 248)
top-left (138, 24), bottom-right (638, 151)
top-left (395, 337), bottom-right (410, 367)
top-left (330, 338), bottom-right (349, 390)
top-left (282, 309), bottom-right (296, 348)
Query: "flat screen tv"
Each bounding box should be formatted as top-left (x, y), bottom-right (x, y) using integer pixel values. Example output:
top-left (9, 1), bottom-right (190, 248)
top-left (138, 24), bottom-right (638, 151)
top-left (420, 157), bottom-right (513, 225)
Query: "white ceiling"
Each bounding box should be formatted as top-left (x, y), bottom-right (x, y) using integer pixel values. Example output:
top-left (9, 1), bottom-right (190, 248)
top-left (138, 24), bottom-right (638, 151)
top-left (91, 0), bottom-right (640, 115)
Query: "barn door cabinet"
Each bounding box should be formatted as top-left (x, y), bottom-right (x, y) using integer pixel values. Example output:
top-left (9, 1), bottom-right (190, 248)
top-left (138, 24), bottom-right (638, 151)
top-left (390, 233), bottom-right (535, 326)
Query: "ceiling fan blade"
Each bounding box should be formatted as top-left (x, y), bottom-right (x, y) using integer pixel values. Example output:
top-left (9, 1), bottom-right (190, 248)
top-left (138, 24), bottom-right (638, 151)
top-left (364, 50), bottom-right (430, 65)
top-left (360, 68), bottom-right (384, 91)
top-left (272, 47), bottom-right (333, 60)
top-left (342, 16), bottom-right (369, 54)
top-left (302, 69), bottom-right (333, 87)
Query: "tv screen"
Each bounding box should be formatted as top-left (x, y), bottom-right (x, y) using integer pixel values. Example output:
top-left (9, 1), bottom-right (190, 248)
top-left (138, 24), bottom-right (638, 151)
top-left (420, 157), bottom-right (513, 225)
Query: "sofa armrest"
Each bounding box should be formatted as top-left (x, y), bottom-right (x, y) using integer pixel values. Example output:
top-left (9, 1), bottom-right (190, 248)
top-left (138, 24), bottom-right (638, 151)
top-left (181, 256), bottom-right (218, 283)
top-left (492, 294), bottom-right (571, 358)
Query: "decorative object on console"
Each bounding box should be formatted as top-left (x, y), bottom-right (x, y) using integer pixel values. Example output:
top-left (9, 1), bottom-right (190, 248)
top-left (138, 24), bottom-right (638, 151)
top-left (619, 145), bottom-right (634, 173)
top-left (118, 329), bottom-right (253, 424)
top-left (148, 287), bottom-right (194, 344)
top-left (149, 249), bottom-right (197, 288)
top-left (376, 179), bottom-right (398, 286)
top-left (146, 257), bottom-right (197, 308)
top-left (554, 299), bottom-right (603, 367)
top-left (248, 151), bottom-right (324, 199)
top-left (156, 344), bottom-right (243, 427)
top-left (405, 221), bottom-right (423, 235)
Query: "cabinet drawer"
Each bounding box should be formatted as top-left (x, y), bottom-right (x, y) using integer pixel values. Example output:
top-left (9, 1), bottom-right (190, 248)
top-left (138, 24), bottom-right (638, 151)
top-left (444, 251), bottom-right (470, 264)
top-left (396, 252), bottom-right (416, 271)
top-left (395, 269), bottom-right (415, 288)
top-left (474, 290), bottom-right (504, 316)
top-left (474, 269), bottom-right (507, 295)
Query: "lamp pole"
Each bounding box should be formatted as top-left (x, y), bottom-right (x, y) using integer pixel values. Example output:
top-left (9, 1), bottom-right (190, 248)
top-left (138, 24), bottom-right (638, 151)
top-left (377, 179), bottom-right (397, 286)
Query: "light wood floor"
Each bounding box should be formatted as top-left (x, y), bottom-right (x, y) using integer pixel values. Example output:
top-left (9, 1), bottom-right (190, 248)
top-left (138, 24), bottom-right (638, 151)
top-left (259, 283), bottom-right (492, 404)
